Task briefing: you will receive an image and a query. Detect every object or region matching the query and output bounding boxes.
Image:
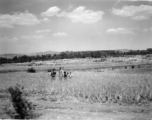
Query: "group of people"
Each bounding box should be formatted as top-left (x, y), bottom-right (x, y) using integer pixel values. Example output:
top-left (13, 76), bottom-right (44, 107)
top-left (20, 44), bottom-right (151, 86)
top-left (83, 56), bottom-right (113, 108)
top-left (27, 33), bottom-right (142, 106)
top-left (50, 67), bottom-right (72, 80)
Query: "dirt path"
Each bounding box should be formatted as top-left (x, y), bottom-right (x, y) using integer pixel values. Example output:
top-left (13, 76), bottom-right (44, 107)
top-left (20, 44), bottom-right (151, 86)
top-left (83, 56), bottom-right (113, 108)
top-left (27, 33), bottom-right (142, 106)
top-left (35, 100), bottom-right (152, 120)
top-left (38, 107), bottom-right (152, 120)
top-left (1, 92), bottom-right (152, 119)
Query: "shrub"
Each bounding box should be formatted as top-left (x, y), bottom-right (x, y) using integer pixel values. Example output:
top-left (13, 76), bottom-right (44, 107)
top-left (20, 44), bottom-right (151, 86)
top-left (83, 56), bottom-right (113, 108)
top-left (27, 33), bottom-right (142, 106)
top-left (131, 65), bottom-right (135, 69)
top-left (101, 58), bottom-right (107, 62)
top-left (27, 67), bottom-right (36, 73)
top-left (48, 69), bottom-right (52, 72)
top-left (8, 85), bottom-right (35, 119)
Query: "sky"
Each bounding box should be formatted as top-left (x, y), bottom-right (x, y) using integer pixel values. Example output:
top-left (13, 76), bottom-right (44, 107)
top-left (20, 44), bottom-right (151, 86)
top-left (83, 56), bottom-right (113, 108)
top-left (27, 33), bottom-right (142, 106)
top-left (0, 0), bottom-right (152, 54)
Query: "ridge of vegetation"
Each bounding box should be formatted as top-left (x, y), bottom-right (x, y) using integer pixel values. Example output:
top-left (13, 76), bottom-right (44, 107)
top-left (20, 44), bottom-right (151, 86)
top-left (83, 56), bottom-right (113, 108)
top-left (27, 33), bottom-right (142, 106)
top-left (0, 48), bottom-right (152, 64)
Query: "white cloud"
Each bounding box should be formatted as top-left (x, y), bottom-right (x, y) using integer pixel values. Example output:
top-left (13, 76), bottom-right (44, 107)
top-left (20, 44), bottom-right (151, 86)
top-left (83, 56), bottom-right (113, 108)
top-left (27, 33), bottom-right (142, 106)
top-left (113, 0), bottom-right (152, 7)
top-left (106, 28), bottom-right (136, 34)
top-left (59, 6), bottom-right (104, 23)
top-left (0, 23), bottom-right (13, 28)
top-left (41, 6), bottom-right (60, 17)
top-left (131, 15), bottom-right (148, 20)
top-left (53, 32), bottom-right (68, 37)
top-left (21, 35), bottom-right (44, 40)
top-left (128, 0), bottom-right (152, 1)
top-left (32, 35), bottom-right (44, 39)
top-left (41, 6), bottom-right (104, 23)
top-left (114, 0), bottom-right (152, 2)
top-left (41, 18), bottom-right (51, 22)
top-left (143, 28), bottom-right (149, 32)
top-left (0, 37), bottom-right (18, 43)
top-left (36, 0), bottom-right (47, 2)
top-left (143, 28), bottom-right (152, 32)
top-left (21, 36), bottom-right (31, 40)
top-left (112, 5), bottom-right (152, 20)
top-left (0, 11), bottom-right (40, 28)
top-left (35, 29), bottom-right (51, 34)
top-left (12, 37), bottom-right (18, 42)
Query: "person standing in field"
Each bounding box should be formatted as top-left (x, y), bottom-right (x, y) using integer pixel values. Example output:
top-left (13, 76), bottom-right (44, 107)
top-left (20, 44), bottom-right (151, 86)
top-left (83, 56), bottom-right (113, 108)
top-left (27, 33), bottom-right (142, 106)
top-left (51, 68), bottom-right (56, 80)
top-left (68, 71), bottom-right (73, 78)
top-left (59, 67), bottom-right (64, 80)
top-left (64, 71), bottom-right (67, 79)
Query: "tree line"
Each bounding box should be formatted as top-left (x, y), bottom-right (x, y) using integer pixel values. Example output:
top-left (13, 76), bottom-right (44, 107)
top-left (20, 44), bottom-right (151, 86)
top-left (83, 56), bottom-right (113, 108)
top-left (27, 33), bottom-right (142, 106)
top-left (0, 48), bottom-right (152, 64)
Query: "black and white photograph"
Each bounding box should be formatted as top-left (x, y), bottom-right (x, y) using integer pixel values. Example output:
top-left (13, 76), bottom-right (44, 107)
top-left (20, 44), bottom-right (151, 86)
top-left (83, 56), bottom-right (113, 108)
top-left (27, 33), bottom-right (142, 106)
top-left (0, 0), bottom-right (152, 119)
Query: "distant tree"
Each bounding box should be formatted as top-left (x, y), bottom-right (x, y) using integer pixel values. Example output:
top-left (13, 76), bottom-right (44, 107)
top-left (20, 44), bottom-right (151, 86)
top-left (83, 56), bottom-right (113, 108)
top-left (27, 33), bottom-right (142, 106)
top-left (1, 48), bottom-right (152, 64)
top-left (147, 48), bottom-right (152, 54)
top-left (12, 56), bottom-right (18, 63)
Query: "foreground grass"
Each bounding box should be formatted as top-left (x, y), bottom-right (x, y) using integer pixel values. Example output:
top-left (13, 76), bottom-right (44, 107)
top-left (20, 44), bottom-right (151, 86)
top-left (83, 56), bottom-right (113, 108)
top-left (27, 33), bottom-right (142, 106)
top-left (0, 69), bottom-right (152, 105)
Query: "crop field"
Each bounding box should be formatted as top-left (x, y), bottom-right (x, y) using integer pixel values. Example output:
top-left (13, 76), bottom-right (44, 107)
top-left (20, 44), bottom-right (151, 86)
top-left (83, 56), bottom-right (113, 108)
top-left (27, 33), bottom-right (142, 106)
top-left (0, 67), bottom-right (152, 119)
top-left (0, 68), bottom-right (152, 103)
top-left (0, 56), bottom-right (152, 119)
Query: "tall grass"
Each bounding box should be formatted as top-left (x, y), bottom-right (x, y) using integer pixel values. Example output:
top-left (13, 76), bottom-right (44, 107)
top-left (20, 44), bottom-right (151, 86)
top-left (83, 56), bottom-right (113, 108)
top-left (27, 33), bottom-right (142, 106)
top-left (0, 70), bottom-right (152, 105)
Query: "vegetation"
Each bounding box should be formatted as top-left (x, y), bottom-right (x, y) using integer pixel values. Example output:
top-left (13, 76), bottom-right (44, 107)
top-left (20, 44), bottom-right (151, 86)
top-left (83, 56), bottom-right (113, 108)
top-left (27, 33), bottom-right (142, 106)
top-left (27, 68), bottom-right (36, 73)
top-left (8, 85), bottom-right (35, 119)
top-left (0, 48), bottom-right (152, 64)
top-left (132, 65), bottom-right (135, 69)
top-left (48, 69), bottom-right (52, 72)
top-left (1, 70), bottom-right (152, 105)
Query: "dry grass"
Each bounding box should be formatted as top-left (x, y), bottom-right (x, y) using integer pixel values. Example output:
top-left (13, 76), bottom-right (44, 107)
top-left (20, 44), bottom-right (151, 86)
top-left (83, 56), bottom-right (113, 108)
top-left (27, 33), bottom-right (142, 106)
top-left (0, 69), bottom-right (152, 105)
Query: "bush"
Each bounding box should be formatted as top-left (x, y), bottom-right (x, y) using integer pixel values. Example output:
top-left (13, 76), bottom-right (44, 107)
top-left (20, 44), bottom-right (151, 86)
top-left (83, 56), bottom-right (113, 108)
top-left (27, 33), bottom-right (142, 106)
top-left (27, 67), bottom-right (36, 73)
top-left (131, 65), bottom-right (135, 69)
top-left (8, 85), bottom-right (35, 119)
top-left (48, 69), bottom-right (52, 72)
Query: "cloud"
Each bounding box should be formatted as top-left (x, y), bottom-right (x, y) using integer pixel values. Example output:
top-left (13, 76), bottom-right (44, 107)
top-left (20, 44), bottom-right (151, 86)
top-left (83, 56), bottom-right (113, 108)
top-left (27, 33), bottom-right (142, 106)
top-left (35, 0), bottom-right (47, 2)
top-left (0, 11), bottom-right (40, 28)
top-left (106, 28), bottom-right (136, 34)
top-left (113, 0), bottom-right (152, 7)
top-left (0, 23), bottom-right (14, 28)
top-left (143, 28), bottom-right (152, 32)
top-left (131, 15), bottom-right (148, 20)
top-left (21, 35), bottom-right (44, 40)
top-left (59, 6), bottom-right (104, 23)
top-left (41, 6), bottom-right (61, 17)
top-left (41, 6), bottom-right (104, 23)
top-left (128, 0), bottom-right (152, 1)
top-left (11, 37), bottom-right (18, 42)
top-left (32, 35), bottom-right (44, 39)
top-left (113, 0), bottom-right (152, 2)
top-left (53, 32), bottom-right (68, 37)
top-left (0, 37), bottom-right (18, 43)
top-left (112, 5), bottom-right (152, 20)
top-left (35, 29), bottom-right (51, 34)
top-left (41, 18), bottom-right (51, 22)
top-left (143, 28), bottom-right (149, 32)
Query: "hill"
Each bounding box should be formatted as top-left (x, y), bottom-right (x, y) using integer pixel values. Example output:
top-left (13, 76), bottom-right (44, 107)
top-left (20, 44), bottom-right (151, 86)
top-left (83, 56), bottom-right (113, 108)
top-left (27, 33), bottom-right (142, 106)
top-left (0, 54), bottom-right (22, 59)
top-left (28, 51), bottom-right (60, 56)
top-left (115, 49), bottom-right (130, 53)
top-left (0, 51), bottom-right (60, 59)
